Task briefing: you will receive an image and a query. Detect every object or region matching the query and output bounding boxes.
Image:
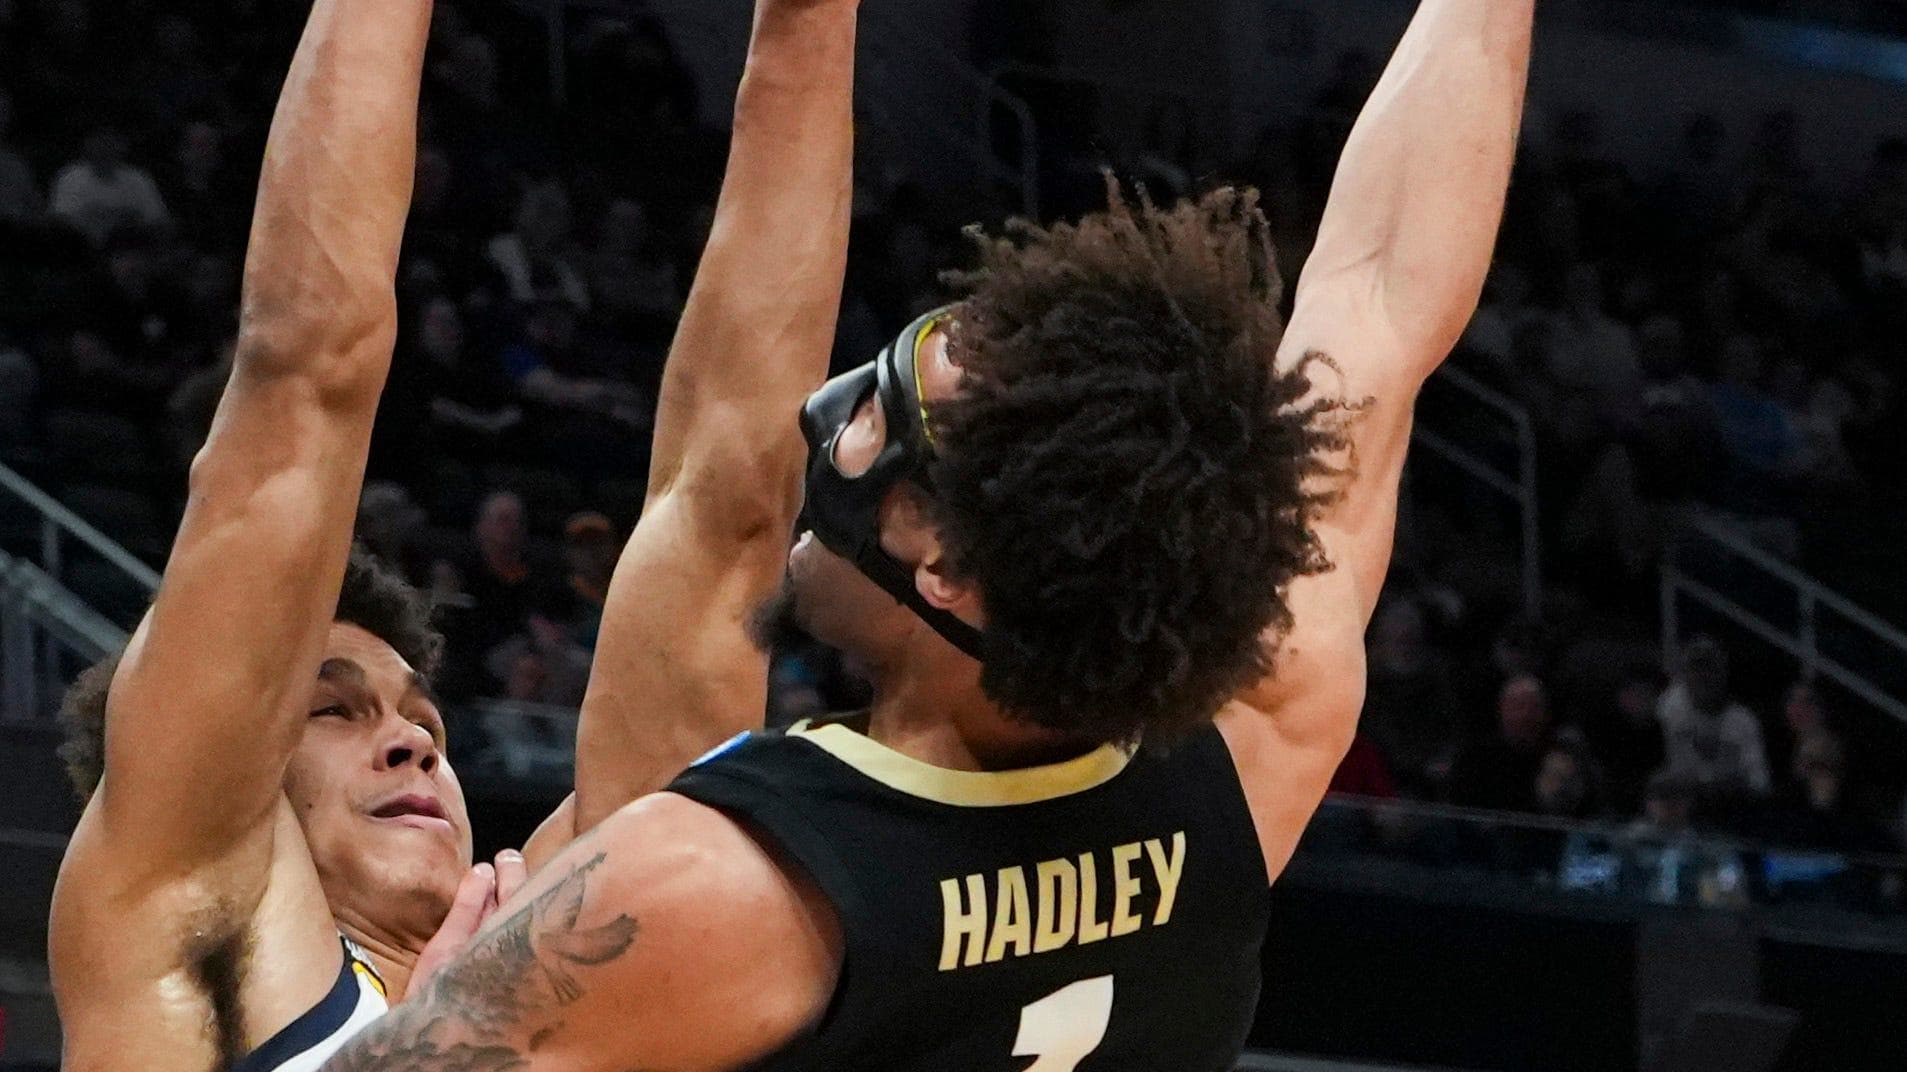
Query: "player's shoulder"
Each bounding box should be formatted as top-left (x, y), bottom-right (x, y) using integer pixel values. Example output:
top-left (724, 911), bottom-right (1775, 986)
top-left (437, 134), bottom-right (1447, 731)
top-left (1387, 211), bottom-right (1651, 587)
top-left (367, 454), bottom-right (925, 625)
top-left (526, 792), bottom-right (841, 1066)
top-left (591, 790), bottom-right (842, 970)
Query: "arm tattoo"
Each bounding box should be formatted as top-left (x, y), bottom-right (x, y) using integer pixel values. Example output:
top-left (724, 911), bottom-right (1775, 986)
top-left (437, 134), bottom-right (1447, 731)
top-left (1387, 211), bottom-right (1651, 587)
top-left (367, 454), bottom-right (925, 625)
top-left (433, 851), bottom-right (637, 1029)
top-left (320, 852), bottom-right (638, 1071)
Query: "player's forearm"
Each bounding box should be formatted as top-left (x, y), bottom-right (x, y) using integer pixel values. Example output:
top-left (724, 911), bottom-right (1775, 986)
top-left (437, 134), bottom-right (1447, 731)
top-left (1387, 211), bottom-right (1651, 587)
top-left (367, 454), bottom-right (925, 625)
top-left (648, 0), bottom-right (857, 500)
top-left (1302, 0), bottom-right (1531, 370)
top-left (236, 0), bottom-right (433, 401)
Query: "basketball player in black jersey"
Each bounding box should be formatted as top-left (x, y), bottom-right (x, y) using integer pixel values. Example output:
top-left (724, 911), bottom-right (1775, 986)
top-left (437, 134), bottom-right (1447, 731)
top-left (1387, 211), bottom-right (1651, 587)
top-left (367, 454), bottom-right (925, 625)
top-left (321, 2), bottom-right (1534, 1070)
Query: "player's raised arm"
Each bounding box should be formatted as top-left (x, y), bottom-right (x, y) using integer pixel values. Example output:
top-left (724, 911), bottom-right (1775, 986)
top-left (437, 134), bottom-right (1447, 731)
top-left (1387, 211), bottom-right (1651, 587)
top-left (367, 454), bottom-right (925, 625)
top-left (80, 0), bottom-right (431, 869)
top-left (540, 0), bottom-right (860, 856)
top-left (1286, 0), bottom-right (1533, 612)
top-left (1222, 0), bottom-right (1533, 879)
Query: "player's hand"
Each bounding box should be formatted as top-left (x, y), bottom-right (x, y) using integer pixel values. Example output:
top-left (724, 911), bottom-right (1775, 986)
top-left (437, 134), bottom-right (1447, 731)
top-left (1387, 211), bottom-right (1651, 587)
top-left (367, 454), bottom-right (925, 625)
top-left (410, 861), bottom-right (494, 999)
top-left (409, 849), bottom-right (530, 1000)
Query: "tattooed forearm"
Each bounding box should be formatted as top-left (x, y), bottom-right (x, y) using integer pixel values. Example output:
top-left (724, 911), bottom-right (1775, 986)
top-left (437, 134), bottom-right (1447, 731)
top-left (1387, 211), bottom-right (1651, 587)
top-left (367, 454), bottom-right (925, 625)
top-left (319, 852), bottom-right (638, 1071)
top-left (432, 851), bottom-right (637, 1035)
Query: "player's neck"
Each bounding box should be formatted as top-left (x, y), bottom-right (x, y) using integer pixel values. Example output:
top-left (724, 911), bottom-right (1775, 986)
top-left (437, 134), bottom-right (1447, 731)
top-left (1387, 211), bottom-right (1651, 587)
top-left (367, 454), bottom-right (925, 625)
top-left (333, 911), bottom-right (425, 1001)
top-left (866, 646), bottom-right (1096, 772)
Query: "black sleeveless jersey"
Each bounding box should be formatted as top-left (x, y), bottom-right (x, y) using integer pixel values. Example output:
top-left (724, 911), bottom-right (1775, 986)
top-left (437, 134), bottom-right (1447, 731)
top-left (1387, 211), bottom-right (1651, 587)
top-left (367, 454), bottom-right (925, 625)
top-left (665, 718), bottom-right (1271, 1072)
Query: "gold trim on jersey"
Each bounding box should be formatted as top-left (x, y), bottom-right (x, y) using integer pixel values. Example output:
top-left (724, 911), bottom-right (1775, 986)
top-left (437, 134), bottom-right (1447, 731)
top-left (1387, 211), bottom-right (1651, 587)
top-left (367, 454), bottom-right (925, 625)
top-left (342, 938), bottom-right (388, 998)
top-left (788, 721), bottom-right (1132, 807)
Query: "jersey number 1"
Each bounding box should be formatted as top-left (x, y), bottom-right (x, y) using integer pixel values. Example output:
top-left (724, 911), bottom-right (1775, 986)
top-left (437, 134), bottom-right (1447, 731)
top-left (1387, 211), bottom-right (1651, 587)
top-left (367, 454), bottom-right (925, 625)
top-left (1012, 976), bottom-right (1114, 1072)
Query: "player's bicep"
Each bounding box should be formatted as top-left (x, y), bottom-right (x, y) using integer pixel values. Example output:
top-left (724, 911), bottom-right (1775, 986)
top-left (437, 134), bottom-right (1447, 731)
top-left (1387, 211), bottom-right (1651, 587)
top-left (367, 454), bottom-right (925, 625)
top-left (97, 372), bottom-right (377, 858)
top-left (323, 794), bottom-right (834, 1072)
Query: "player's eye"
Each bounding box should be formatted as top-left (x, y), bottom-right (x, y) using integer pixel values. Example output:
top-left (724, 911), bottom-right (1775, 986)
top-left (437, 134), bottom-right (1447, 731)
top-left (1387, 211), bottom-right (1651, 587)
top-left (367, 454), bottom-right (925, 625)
top-left (310, 704), bottom-right (349, 719)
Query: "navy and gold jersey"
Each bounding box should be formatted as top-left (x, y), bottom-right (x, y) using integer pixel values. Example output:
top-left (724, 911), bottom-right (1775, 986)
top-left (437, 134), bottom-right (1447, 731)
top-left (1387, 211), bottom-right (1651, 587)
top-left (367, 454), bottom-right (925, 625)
top-left (666, 717), bottom-right (1270, 1072)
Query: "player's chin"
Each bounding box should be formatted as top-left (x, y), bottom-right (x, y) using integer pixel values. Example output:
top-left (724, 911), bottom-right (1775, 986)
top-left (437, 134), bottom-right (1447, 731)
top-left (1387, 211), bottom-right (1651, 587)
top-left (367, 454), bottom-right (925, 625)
top-left (362, 812), bottom-right (468, 872)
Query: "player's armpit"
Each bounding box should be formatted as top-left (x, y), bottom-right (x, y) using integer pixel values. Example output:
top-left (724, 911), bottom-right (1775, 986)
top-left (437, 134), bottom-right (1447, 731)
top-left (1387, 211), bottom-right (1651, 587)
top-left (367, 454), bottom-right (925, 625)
top-left (321, 793), bottom-right (840, 1072)
top-left (1219, 557), bottom-right (1368, 885)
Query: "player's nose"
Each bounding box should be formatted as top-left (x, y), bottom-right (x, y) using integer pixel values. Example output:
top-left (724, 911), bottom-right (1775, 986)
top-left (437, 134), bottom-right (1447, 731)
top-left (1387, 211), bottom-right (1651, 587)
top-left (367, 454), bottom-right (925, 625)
top-left (374, 716), bottom-right (439, 774)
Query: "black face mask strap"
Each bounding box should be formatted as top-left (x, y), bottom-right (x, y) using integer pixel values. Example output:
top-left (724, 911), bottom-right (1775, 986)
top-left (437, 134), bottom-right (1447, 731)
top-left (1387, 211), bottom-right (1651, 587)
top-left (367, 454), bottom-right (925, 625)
top-left (852, 544), bottom-right (987, 660)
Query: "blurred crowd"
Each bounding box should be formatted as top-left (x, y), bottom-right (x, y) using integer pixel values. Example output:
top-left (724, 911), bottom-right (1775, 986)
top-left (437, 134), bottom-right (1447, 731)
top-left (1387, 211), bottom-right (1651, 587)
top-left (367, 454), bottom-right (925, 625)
top-left (1, 0), bottom-right (1904, 864)
top-left (0, 0), bottom-right (928, 726)
top-left (1211, 51), bottom-right (1907, 867)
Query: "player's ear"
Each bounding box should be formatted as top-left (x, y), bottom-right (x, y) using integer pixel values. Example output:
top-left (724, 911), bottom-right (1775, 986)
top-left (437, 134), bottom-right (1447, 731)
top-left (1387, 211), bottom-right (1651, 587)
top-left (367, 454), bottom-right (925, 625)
top-left (880, 491), bottom-right (980, 618)
top-left (913, 536), bottom-right (972, 615)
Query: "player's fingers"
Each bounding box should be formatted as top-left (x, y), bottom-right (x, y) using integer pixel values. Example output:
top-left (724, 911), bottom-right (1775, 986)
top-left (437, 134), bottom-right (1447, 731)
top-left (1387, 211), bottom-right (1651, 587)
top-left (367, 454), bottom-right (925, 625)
top-left (410, 863), bottom-right (495, 998)
top-left (443, 862), bottom-right (496, 937)
top-left (493, 848), bottom-right (528, 909)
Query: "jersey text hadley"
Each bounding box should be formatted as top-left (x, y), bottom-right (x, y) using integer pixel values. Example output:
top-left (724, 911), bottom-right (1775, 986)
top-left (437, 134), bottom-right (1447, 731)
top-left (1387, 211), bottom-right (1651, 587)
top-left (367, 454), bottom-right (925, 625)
top-left (937, 831), bottom-right (1187, 970)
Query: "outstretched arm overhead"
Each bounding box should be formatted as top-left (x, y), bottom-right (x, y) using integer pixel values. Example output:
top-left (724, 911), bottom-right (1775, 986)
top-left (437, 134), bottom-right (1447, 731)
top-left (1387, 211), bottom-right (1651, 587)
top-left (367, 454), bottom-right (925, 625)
top-left (529, 0), bottom-right (861, 863)
top-left (1221, 0), bottom-right (1534, 879)
top-left (76, 0), bottom-right (431, 876)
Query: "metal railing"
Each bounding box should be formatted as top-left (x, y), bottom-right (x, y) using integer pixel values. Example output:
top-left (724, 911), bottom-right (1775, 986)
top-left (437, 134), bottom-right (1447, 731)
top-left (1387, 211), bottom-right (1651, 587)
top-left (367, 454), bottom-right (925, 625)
top-left (0, 462), bottom-right (152, 721)
top-left (1661, 512), bottom-right (1907, 728)
top-left (0, 550), bottom-right (131, 721)
top-left (1410, 364), bottom-right (1544, 619)
top-left (0, 461), bottom-right (160, 597)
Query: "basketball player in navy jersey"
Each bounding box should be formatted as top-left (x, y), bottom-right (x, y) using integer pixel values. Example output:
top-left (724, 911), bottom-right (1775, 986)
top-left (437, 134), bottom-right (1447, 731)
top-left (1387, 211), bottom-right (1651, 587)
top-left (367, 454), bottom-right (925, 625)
top-left (322, 2), bottom-right (1533, 1070)
top-left (43, 3), bottom-right (513, 1069)
top-left (50, 0), bottom-right (872, 1066)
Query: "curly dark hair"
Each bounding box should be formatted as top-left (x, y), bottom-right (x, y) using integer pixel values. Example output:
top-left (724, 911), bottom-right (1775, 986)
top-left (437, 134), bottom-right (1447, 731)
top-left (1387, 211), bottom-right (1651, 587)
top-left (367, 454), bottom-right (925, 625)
top-left (928, 180), bottom-right (1355, 746)
top-left (58, 546), bottom-right (444, 802)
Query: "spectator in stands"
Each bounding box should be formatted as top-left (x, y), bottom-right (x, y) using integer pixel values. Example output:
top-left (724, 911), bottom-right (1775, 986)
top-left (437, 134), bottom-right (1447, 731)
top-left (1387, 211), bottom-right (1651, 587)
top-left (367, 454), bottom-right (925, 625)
top-left (1656, 636), bottom-right (1771, 801)
top-left (49, 126), bottom-right (171, 245)
top-left (0, 88), bottom-right (44, 222)
top-left (1547, 263), bottom-right (1639, 422)
top-left (1631, 770), bottom-right (1698, 841)
top-left (356, 481), bottom-right (431, 583)
top-left (1758, 731), bottom-right (1891, 856)
top-left (1745, 110), bottom-right (1813, 200)
top-left (435, 489), bottom-right (566, 693)
top-left (1359, 599), bottom-right (1460, 794)
top-left (1767, 681), bottom-right (1830, 786)
top-left (487, 179), bottom-right (590, 311)
top-left (1586, 669), bottom-right (1666, 814)
top-left (1533, 730), bottom-right (1604, 821)
top-left (500, 299), bottom-right (643, 427)
top-left (163, 337), bottom-right (232, 471)
top-left (487, 613), bottom-right (591, 709)
top-left (559, 510), bottom-right (618, 650)
top-left (372, 294), bottom-right (524, 483)
top-left (162, 119), bottom-right (243, 252)
top-left (0, 338), bottom-right (39, 451)
top-left (133, 14), bottom-right (221, 133)
top-left (1449, 675), bottom-right (1554, 813)
top-left (1706, 334), bottom-right (1804, 503)
top-left (1851, 139), bottom-right (1907, 323)
top-left (1651, 113), bottom-right (1736, 245)
top-left (1328, 735), bottom-right (1399, 799)
top-left (586, 198), bottom-right (681, 342)
top-left (402, 143), bottom-right (483, 294)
